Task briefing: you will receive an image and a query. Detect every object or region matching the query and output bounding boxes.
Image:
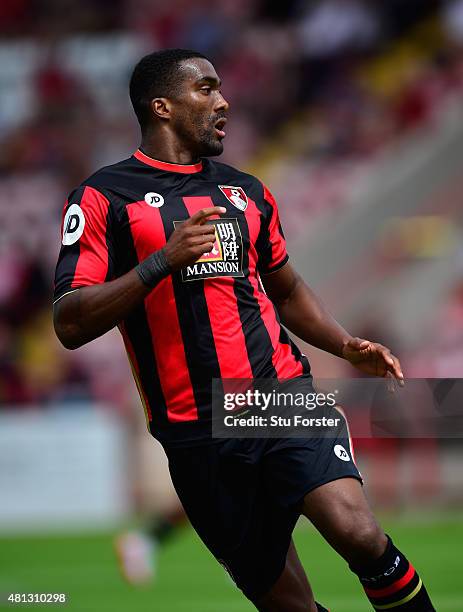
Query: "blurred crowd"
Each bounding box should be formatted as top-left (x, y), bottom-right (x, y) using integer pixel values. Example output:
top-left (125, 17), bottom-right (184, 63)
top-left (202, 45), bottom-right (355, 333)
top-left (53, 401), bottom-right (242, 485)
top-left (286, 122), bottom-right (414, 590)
top-left (1, 0), bottom-right (462, 407)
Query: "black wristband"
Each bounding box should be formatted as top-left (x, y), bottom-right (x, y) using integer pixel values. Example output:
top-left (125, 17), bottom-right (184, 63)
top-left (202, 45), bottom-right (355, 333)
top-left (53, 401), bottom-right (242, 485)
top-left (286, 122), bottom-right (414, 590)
top-left (136, 248), bottom-right (171, 289)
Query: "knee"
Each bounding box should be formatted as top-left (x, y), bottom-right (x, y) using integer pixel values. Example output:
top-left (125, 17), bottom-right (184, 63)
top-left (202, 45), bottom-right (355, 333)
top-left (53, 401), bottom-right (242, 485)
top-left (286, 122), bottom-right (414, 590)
top-left (340, 515), bottom-right (387, 565)
top-left (254, 580), bottom-right (316, 612)
top-left (256, 598), bottom-right (315, 612)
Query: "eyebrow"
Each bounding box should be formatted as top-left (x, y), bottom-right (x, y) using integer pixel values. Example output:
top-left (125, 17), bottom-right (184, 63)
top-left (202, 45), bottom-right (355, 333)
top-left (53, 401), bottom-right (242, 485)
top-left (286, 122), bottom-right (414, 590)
top-left (197, 76), bottom-right (221, 87)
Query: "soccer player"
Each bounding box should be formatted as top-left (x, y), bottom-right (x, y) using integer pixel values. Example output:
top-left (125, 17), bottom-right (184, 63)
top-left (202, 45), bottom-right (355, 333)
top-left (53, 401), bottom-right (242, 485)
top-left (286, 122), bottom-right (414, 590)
top-left (115, 505), bottom-right (187, 585)
top-left (53, 49), bottom-right (435, 611)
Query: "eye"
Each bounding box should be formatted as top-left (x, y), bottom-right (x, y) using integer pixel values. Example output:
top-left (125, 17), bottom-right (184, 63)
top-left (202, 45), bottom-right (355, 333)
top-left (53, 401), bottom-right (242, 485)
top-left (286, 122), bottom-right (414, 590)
top-left (200, 86), bottom-right (212, 95)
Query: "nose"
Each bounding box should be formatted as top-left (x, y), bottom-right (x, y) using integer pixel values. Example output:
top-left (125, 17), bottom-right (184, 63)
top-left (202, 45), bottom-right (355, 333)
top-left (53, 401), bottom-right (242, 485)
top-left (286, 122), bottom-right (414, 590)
top-left (215, 91), bottom-right (229, 113)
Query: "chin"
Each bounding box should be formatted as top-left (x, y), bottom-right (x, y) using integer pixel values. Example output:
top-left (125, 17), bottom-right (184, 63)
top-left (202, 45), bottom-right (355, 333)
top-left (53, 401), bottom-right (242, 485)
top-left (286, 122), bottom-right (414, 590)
top-left (199, 140), bottom-right (224, 157)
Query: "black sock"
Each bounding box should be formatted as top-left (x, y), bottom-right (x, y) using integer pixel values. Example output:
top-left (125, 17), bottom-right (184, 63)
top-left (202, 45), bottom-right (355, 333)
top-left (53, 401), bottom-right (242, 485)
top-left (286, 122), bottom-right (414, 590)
top-left (147, 518), bottom-right (176, 544)
top-left (350, 535), bottom-right (435, 610)
top-left (315, 603), bottom-right (329, 612)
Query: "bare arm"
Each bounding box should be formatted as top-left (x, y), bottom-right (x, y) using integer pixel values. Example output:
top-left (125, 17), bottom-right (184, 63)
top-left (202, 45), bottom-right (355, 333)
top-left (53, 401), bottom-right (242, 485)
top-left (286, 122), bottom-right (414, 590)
top-left (262, 262), bottom-right (403, 381)
top-left (54, 206), bottom-right (225, 349)
top-left (53, 270), bottom-right (150, 349)
top-left (262, 262), bottom-right (351, 357)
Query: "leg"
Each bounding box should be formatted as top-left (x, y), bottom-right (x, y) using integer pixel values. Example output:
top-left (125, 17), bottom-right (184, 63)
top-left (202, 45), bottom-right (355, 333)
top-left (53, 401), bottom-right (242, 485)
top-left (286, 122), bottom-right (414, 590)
top-left (302, 477), bottom-right (435, 610)
top-left (114, 429), bottom-right (186, 585)
top-left (167, 441), bottom-right (328, 611)
top-left (253, 540), bottom-right (320, 612)
top-left (302, 477), bottom-right (387, 566)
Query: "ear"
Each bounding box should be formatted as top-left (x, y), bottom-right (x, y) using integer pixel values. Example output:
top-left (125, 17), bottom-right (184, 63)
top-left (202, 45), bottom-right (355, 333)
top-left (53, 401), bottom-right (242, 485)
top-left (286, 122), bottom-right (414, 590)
top-left (150, 97), bottom-right (171, 120)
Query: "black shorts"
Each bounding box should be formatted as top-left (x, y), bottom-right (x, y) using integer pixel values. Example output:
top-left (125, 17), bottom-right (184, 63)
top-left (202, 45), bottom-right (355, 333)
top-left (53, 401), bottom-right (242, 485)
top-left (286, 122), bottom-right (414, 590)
top-left (165, 410), bottom-right (362, 601)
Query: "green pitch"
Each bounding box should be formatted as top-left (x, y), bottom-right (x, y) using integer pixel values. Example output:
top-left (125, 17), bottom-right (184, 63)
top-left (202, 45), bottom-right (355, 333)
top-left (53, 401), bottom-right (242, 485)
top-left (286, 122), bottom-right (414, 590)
top-left (0, 515), bottom-right (461, 611)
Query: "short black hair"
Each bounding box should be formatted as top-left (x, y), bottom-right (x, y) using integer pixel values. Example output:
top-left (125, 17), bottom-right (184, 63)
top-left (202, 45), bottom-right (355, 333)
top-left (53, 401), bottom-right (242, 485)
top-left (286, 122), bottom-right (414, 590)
top-left (129, 48), bottom-right (209, 130)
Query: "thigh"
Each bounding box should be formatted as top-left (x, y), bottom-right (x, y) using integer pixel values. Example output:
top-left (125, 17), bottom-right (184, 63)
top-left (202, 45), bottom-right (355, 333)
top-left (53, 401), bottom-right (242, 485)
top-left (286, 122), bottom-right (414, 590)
top-left (166, 440), bottom-right (300, 601)
top-left (255, 540), bottom-right (317, 612)
top-left (263, 409), bottom-right (362, 511)
top-left (166, 441), bottom-right (251, 554)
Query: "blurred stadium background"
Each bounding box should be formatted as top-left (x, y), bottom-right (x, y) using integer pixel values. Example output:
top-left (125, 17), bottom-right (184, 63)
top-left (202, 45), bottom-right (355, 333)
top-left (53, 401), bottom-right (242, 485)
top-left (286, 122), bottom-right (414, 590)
top-left (0, 0), bottom-right (462, 610)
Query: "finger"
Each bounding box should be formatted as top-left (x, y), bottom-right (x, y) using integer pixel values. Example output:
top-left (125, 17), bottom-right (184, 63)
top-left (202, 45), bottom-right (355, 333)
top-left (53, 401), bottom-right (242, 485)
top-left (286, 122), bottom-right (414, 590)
top-left (187, 207), bottom-right (226, 225)
top-left (379, 347), bottom-right (395, 368)
top-left (187, 235), bottom-right (217, 246)
top-left (379, 349), bottom-right (404, 384)
top-left (186, 225), bottom-right (217, 236)
top-left (348, 337), bottom-right (371, 351)
top-left (389, 354), bottom-right (405, 386)
top-left (384, 371), bottom-right (396, 394)
top-left (193, 243), bottom-right (215, 256)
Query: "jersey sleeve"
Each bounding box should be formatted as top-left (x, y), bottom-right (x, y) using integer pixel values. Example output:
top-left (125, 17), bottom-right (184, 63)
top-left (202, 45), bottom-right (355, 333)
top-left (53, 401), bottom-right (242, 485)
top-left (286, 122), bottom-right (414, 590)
top-left (256, 182), bottom-right (289, 274)
top-left (53, 185), bottom-right (116, 303)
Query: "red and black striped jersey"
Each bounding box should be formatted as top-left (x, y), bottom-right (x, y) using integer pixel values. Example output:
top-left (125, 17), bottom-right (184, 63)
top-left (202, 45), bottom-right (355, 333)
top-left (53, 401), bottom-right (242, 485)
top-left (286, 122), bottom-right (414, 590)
top-left (54, 150), bottom-right (310, 446)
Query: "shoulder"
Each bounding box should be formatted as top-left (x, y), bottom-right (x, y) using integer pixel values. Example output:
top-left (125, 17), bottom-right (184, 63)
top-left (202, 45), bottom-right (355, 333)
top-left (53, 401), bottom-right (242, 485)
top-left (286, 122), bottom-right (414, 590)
top-left (80, 156), bottom-right (138, 192)
top-left (66, 156), bottom-right (142, 221)
top-left (204, 159), bottom-right (264, 199)
top-left (62, 158), bottom-right (139, 230)
top-left (204, 160), bottom-right (282, 215)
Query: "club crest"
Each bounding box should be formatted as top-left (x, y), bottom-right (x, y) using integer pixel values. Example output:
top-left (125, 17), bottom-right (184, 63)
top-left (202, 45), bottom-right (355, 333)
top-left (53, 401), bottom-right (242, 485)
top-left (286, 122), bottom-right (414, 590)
top-left (218, 185), bottom-right (248, 211)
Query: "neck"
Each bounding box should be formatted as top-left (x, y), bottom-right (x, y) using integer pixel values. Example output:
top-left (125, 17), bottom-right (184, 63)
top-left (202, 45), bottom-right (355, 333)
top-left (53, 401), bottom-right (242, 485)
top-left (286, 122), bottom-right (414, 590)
top-left (140, 129), bottom-right (199, 165)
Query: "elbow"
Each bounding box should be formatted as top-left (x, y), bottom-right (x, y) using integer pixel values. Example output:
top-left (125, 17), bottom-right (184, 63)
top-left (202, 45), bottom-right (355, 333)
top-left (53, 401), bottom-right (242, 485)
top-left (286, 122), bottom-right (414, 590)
top-left (54, 324), bottom-right (83, 350)
top-left (53, 292), bottom-right (86, 350)
top-left (53, 315), bottom-right (84, 350)
top-left (60, 337), bottom-right (83, 351)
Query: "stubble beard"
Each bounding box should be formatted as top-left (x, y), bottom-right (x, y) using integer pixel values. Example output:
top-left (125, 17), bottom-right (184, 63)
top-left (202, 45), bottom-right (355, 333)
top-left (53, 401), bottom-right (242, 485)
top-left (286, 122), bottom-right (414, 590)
top-left (197, 124), bottom-right (224, 157)
top-left (175, 114), bottom-right (224, 158)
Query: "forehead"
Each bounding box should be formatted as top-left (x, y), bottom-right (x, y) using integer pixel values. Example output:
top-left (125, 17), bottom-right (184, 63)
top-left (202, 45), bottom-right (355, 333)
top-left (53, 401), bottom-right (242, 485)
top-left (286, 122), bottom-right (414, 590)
top-left (178, 58), bottom-right (220, 84)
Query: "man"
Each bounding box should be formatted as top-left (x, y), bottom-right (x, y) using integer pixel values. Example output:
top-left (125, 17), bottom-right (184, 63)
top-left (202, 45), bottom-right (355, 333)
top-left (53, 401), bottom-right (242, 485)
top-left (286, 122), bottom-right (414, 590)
top-left (53, 49), bottom-right (435, 611)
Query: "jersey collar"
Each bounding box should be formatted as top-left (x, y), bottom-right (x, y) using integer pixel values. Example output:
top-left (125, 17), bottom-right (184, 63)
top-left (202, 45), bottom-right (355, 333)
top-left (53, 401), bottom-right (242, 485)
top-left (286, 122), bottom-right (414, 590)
top-left (133, 149), bottom-right (203, 174)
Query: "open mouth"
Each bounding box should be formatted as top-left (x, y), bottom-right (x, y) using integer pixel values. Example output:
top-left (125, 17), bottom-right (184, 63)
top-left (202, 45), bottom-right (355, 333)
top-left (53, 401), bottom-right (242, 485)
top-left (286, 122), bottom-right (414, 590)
top-left (214, 117), bottom-right (227, 138)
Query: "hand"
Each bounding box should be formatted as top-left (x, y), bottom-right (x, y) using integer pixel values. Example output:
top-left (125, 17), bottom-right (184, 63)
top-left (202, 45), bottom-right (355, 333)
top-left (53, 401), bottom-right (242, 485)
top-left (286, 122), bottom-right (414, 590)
top-left (342, 337), bottom-right (404, 386)
top-left (164, 206), bottom-right (226, 271)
